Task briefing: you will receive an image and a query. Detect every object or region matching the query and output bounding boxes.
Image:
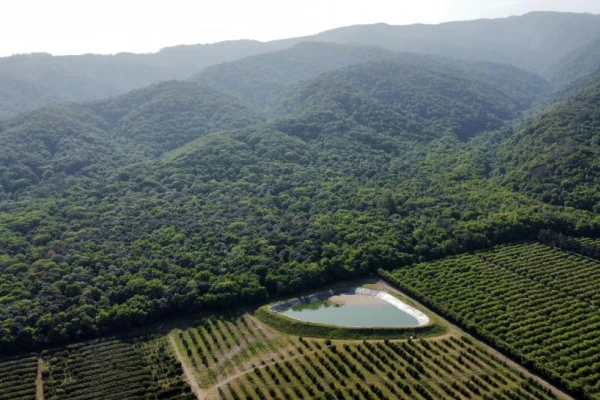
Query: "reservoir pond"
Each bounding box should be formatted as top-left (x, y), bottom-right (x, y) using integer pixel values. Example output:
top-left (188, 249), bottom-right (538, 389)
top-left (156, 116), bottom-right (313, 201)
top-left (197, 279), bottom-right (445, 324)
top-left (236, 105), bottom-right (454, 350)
top-left (278, 294), bottom-right (421, 327)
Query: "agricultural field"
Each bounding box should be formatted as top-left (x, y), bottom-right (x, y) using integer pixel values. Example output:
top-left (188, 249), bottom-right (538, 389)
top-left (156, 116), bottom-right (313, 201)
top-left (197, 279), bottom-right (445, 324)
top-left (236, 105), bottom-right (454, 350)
top-left (0, 283), bottom-right (573, 400)
top-left (171, 314), bottom-right (565, 400)
top-left (383, 242), bottom-right (600, 399)
top-left (170, 314), bottom-right (291, 392)
top-left (578, 237), bottom-right (600, 257)
top-left (0, 354), bottom-right (38, 400)
top-left (41, 337), bottom-right (195, 400)
top-left (579, 238), bottom-right (600, 247)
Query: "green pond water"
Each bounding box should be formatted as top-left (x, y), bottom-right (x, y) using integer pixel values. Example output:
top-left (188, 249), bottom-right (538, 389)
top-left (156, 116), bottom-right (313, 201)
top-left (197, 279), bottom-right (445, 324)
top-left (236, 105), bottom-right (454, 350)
top-left (279, 296), bottom-right (420, 327)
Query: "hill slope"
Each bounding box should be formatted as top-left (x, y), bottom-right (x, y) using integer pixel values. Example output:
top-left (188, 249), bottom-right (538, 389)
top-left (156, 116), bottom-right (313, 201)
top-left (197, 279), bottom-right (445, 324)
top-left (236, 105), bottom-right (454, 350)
top-left (273, 56), bottom-right (551, 140)
top-left (497, 70), bottom-right (600, 212)
top-left (0, 56), bottom-right (594, 352)
top-left (0, 49), bottom-right (549, 198)
top-left (191, 42), bottom-right (398, 109)
top-left (2, 12), bottom-right (600, 120)
top-left (303, 11), bottom-right (600, 80)
top-left (0, 41), bottom-right (287, 120)
top-left (548, 36), bottom-right (600, 86)
top-left (0, 81), bottom-right (264, 197)
top-left (0, 54), bottom-right (176, 121)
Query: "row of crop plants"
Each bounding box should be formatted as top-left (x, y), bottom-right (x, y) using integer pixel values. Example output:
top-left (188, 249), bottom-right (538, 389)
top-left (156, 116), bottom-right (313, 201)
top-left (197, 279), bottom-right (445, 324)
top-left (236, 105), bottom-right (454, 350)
top-left (218, 336), bottom-right (558, 400)
top-left (0, 354), bottom-right (37, 400)
top-left (42, 337), bottom-right (194, 400)
top-left (173, 314), bottom-right (290, 389)
top-left (139, 337), bottom-right (197, 400)
top-left (382, 242), bottom-right (600, 399)
top-left (480, 242), bottom-right (600, 307)
top-left (538, 230), bottom-right (600, 260)
top-left (579, 238), bottom-right (600, 248)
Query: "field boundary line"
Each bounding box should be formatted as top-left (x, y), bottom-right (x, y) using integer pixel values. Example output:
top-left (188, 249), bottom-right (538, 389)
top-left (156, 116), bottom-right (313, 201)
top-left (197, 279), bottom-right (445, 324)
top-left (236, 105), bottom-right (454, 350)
top-left (168, 332), bottom-right (206, 400)
top-left (36, 358), bottom-right (45, 400)
top-left (211, 343), bottom-right (333, 393)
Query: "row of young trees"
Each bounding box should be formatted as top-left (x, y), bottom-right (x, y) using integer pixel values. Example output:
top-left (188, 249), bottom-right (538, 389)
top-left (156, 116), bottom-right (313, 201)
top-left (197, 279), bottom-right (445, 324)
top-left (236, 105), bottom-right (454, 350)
top-left (538, 230), bottom-right (600, 260)
top-left (0, 354), bottom-right (37, 400)
top-left (226, 335), bottom-right (558, 400)
top-left (382, 241), bottom-right (600, 399)
top-left (42, 337), bottom-right (194, 400)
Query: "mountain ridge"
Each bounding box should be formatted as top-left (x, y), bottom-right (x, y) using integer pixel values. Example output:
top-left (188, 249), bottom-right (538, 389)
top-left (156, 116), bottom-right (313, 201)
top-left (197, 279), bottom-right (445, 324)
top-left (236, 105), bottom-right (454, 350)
top-left (2, 11), bottom-right (600, 120)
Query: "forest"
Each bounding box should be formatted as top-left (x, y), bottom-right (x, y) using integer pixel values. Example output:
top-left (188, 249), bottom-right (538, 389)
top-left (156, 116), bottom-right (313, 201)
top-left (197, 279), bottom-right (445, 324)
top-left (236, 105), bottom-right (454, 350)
top-left (0, 46), bottom-right (598, 354)
top-left (2, 11), bottom-right (600, 120)
top-left (0, 12), bottom-right (599, 371)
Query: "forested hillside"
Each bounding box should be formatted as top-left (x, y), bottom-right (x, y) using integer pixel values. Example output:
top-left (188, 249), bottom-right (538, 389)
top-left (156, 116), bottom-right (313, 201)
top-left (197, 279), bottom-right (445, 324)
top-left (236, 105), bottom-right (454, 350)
top-left (2, 51), bottom-right (599, 353)
top-left (496, 69), bottom-right (600, 212)
top-left (0, 41), bottom-right (286, 121)
top-left (273, 57), bottom-right (551, 140)
top-left (3, 10), bottom-right (600, 400)
top-left (549, 37), bottom-right (600, 86)
top-left (0, 81), bottom-right (263, 198)
top-left (0, 54), bottom-right (175, 121)
top-left (191, 42), bottom-right (399, 109)
top-left (2, 12), bottom-right (600, 120)
top-left (308, 11), bottom-right (600, 81)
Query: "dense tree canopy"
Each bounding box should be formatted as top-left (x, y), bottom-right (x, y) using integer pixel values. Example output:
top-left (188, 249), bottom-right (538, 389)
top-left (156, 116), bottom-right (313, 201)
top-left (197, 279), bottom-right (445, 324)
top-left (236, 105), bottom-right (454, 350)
top-left (0, 48), bottom-right (599, 354)
top-left (0, 81), bottom-right (264, 197)
top-left (191, 42), bottom-right (398, 109)
top-left (496, 69), bottom-right (600, 212)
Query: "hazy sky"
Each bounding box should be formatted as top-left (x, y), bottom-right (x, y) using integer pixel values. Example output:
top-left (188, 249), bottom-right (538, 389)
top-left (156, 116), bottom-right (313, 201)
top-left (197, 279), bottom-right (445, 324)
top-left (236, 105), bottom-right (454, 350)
top-left (1, 0), bottom-right (599, 57)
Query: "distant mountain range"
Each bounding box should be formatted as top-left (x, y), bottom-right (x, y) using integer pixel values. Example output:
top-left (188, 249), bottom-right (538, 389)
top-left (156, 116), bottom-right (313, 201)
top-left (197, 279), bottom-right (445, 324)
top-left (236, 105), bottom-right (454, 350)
top-left (1, 11), bottom-right (600, 120)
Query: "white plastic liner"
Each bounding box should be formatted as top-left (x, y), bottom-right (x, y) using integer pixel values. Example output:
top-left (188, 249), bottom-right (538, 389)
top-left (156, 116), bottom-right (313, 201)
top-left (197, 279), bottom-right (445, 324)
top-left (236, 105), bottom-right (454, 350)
top-left (269, 287), bottom-right (430, 327)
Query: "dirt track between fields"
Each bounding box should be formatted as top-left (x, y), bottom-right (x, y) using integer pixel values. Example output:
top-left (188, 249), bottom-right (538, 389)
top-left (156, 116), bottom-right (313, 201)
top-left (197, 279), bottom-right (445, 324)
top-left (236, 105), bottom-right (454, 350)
top-left (169, 333), bottom-right (206, 400)
top-left (36, 358), bottom-right (44, 400)
top-left (170, 280), bottom-right (574, 400)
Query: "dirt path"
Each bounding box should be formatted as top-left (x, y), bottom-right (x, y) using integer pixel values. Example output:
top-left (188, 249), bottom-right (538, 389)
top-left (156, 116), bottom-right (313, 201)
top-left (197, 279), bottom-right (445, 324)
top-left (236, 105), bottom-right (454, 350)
top-left (169, 283), bottom-right (572, 400)
top-left (168, 333), bottom-right (206, 400)
top-left (376, 279), bottom-right (574, 400)
top-left (209, 343), bottom-right (333, 397)
top-left (246, 314), bottom-right (277, 340)
top-left (36, 358), bottom-right (44, 400)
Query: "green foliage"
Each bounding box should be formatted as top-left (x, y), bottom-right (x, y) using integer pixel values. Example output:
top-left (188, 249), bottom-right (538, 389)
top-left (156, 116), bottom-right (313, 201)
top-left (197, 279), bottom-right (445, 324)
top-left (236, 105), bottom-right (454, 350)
top-left (496, 74), bottom-right (600, 212)
top-left (192, 42), bottom-right (398, 109)
top-left (0, 355), bottom-right (37, 399)
top-left (41, 337), bottom-right (194, 400)
top-left (0, 81), bottom-right (263, 196)
top-left (549, 37), bottom-right (600, 87)
top-left (0, 52), bottom-right (598, 355)
top-left (0, 40), bottom-right (285, 120)
top-left (384, 242), bottom-right (600, 399)
top-left (274, 57), bottom-right (550, 140)
top-left (2, 12), bottom-right (600, 121)
top-left (310, 11), bottom-right (600, 80)
top-left (88, 81), bottom-right (265, 155)
top-left (192, 323), bottom-right (557, 399)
